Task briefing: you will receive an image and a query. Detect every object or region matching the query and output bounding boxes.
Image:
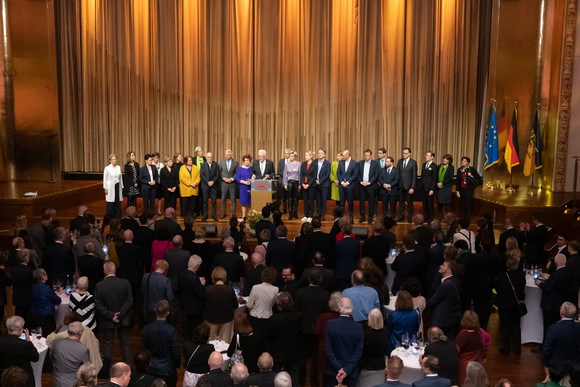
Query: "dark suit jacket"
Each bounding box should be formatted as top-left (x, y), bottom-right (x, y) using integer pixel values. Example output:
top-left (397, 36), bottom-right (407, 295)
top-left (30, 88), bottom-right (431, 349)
top-left (154, 218), bottom-right (182, 239)
top-left (567, 254), bottom-right (580, 305)
top-left (164, 248), bottom-right (191, 293)
top-left (160, 165), bottom-right (179, 191)
top-left (300, 161), bottom-right (318, 186)
top-left (116, 242), bottom-right (142, 286)
top-left (133, 225), bottom-right (154, 268)
top-left (300, 266), bottom-right (336, 292)
top-left (428, 276), bottom-right (461, 329)
top-left (498, 227), bottom-right (524, 256)
top-left (396, 158), bottom-right (418, 191)
top-left (456, 166), bottom-right (481, 193)
top-left (246, 372), bottom-right (276, 387)
top-left (200, 162), bottom-right (220, 190)
top-left (362, 235), bottom-right (390, 276)
top-left (242, 265), bottom-right (265, 297)
top-left (69, 215), bottom-right (85, 234)
top-left (255, 220), bottom-right (277, 244)
top-left (357, 159), bottom-right (380, 187)
top-left (379, 166), bottom-right (400, 196)
top-left (524, 224), bottom-right (549, 265)
top-left (120, 217), bottom-right (139, 233)
top-left (412, 375), bottom-right (451, 387)
top-left (219, 158), bottom-right (239, 180)
top-left (178, 270), bottom-right (205, 315)
top-left (268, 310), bottom-right (303, 364)
top-left (494, 270), bottom-right (526, 310)
top-left (77, 254), bottom-right (105, 293)
top-left (423, 340), bottom-right (460, 386)
top-left (315, 159), bottom-right (332, 188)
top-left (413, 226), bottom-right (434, 250)
top-left (325, 316), bottom-right (364, 376)
top-left (266, 239), bottom-right (297, 280)
top-left (10, 264), bottom-right (35, 308)
top-left (334, 237), bottom-right (360, 280)
top-left (94, 275), bottom-right (133, 329)
top-left (207, 368), bottom-right (232, 387)
top-left (539, 267), bottom-right (573, 312)
top-left (277, 158), bottom-right (288, 177)
top-left (295, 286), bottom-right (330, 335)
top-left (543, 318), bottom-right (580, 368)
top-left (295, 231), bottom-right (332, 274)
top-left (374, 381), bottom-right (411, 387)
top-left (44, 242), bottom-right (76, 284)
top-left (252, 159), bottom-right (275, 179)
top-left (436, 164), bottom-right (454, 204)
top-left (421, 162), bottom-right (438, 192)
top-left (212, 251), bottom-right (246, 284)
top-left (337, 159), bottom-right (359, 189)
top-left (391, 250), bottom-right (425, 294)
top-left (142, 319), bottom-right (180, 375)
top-left (139, 165), bottom-right (158, 188)
top-left (0, 334), bottom-right (39, 387)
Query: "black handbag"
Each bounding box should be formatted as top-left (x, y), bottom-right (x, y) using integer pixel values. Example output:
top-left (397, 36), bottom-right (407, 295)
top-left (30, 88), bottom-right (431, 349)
top-left (506, 272), bottom-right (527, 316)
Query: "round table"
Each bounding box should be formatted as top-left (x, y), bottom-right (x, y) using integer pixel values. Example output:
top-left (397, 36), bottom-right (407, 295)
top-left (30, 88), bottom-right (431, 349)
top-left (55, 292), bottom-right (71, 326)
top-left (390, 346), bottom-right (425, 384)
top-left (209, 339), bottom-right (231, 370)
top-left (521, 275), bottom-right (543, 344)
top-left (30, 336), bottom-right (48, 387)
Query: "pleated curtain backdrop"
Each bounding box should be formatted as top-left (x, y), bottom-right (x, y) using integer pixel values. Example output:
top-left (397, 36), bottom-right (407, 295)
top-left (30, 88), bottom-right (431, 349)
top-left (55, 0), bottom-right (483, 172)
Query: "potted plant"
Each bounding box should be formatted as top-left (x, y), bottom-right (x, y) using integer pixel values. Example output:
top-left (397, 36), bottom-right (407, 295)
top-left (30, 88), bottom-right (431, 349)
top-left (247, 210), bottom-right (263, 236)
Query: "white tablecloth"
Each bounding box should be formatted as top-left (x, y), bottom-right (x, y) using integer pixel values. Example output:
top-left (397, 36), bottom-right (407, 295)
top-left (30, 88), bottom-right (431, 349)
top-left (55, 292), bottom-right (71, 325)
top-left (209, 340), bottom-right (231, 370)
top-left (390, 347), bottom-right (425, 384)
top-left (521, 275), bottom-right (543, 344)
top-left (30, 337), bottom-right (48, 387)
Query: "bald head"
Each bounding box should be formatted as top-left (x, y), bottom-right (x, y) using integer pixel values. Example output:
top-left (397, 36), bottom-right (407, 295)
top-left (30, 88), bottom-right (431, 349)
top-left (12, 237), bottom-right (24, 249)
top-left (251, 252), bottom-right (265, 268)
top-left (123, 230), bottom-right (134, 242)
top-left (165, 207), bottom-right (176, 219)
top-left (208, 351), bottom-right (224, 370)
top-left (555, 253), bottom-right (567, 268)
top-left (78, 205), bottom-right (88, 216)
top-left (173, 235), bottom-right (183, 248)
top-left (231, 363), bottom-right (249, 384)
top-left (257, 352), bottom-right (274, 372)
top-left (103, 261), bottom-right (116, 275)
top-left (126, 206), bottom-right (136, 217)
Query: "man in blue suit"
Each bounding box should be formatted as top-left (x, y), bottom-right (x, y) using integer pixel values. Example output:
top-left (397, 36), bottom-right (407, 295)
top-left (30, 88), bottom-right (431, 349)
top-left (427, 260), bottom-right (461, 340)
top-left (358, 149), bottom-right (380, 224)
top-left (542, 302), bottom-right (580, 380)
top-left (337, 150), bottom-right (359, 224)
top-left (373, 356), bottom-right (411, 387)
top-left (380, 157), bottom-right (400, 219)
top-left (412, 356), bottom-right (451, 387)
top-left (334, 223), bottom-right (361, 291)
top-left (325, 297), bottom-right (364, 387)
top-left (314, 148), bottom-right (332, 220)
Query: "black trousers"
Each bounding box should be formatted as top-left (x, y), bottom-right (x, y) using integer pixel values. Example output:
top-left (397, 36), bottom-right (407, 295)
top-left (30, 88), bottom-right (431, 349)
top-left (163, 190), bottom-right (178, 211)
top-left (498, 308), bottom-right (521, 353)
top-left (106, 182), bottom-right (122, 218)
top-left (460, 188), bottom-right (475, 220)
top-left (359, 185), bottom-right (377, 217)
top-left (399, 188), bottom-right (414, 219)
top-left (181, 196), bottom-right (198, 217)
top-left (287, 180), bottom-right (299, 214)
top-left (279, 180), bottom-right (289, 212)
top-left (202, 187), bottom-right (218, 217)
top-left (100, 326), bottom-right (133, 364)
top-left (422, 188), bottom-right (435, 222)
top-left (383, 194), bottom-right (398, 218)
top-left (142, 186), bottom-right (156, 212)
top-left (438, 202), bottom-right (450, 218)
top-left (339, 186), bottom-right (355, 217)
top-left (303, 187), bottom-right (315, 217)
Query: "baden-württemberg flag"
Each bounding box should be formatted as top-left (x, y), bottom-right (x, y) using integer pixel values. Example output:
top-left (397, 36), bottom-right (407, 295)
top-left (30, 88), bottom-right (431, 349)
top-left (504, 106), bottom-right (520, 174)
top-left (523, 108), bottom-right (543, 176)
top-left (484, 105), bottom-right (499, 169)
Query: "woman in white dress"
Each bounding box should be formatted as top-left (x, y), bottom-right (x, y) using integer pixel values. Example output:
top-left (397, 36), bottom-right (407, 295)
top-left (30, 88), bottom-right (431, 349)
top-left (103, 153), bottom-right (124, 218)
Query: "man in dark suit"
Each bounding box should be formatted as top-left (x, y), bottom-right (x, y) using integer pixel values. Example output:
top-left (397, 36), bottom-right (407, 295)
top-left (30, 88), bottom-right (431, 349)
top-left (219, 149), bottom-right (239, 218)
top-left (375, 148), bottom-right (388, 217)
top-left (43, 227), bottom-right (75, 285)
top-left (334, 223), bottom-right (360, 291)
top-left (212, 236), bottom-right (245, 285)
top-left (200, 152), bottom-right (220, 221)
top-left (295, 218), bottom-right (331, 275)
top-left (520, 213), bottom-right (549, 266)
top-left (69, 205), bottom-right (87, 234)
top-left (392, 235), bottom-right (425, 295)
top-left (246, 353), bottom-right (277, 387)
top-left (396, 147), bottom-right (418, 223)
top-left (252, 149), bottom-right (275, 179)
top-left (207, 351), bottom-right (232, 386)
top-left (243, 253), bottom-right (266, 297)
top-left (315, 148), bottom-right (332, 220)
top-left (77, 242), bottom-right (105, 294)
top-left (101, 362), bottom-right (132, 387)
top-left (421, 151), bottom-right (437, 223)
top-left (337, 150), bottom-right (359, 223)
top-left (10, 250), bottom-right (35, 321)
top-left (95, 262), bottom-right (133, 376)
top-left (299, 252), bottom-right (336, 292)
top-left (133, 213), bottom-right (155, 274)
top-left (178, 255), bottom-right (205, 341)
top-left (374, 355), bottom-right (412, 387)
top-left (0, 316), bottom-right (39, 387)
top-left (498, 218), bottom-right (524, 258)
top-left (427, 260), bottom-right (462, 340)
top-left (358, 149), bottom-right (380, 224)
top-left (164, 235), bottom-right (191, 297)
top-left (116, 230), bottom-right (142, 293)
top-left (566, 240), bottom-right (580, 306)
top-left (542, 302), bottom-right (580, 379)
top-left (154, 208), bottom-right (182, 239)
top-left (192, 146), bottom-right (207, 217)
top-left (412, 356), bottom-right (451, 387)
top-left (412, 214), bottom-right (433, 250)
top-left (324, 297), bottom-right (364, 387)
top-left (277, 148), bottom-right (291, 213)
top-left (30, 214), bottom-right (52, 262)
top-left (266, 226), bottom-right (297, 284)
top-left (362, 223), bottom-right (390, 276)
top-left (379, 157), bottom-right (400, 219)
top-left (425, 232), bottom-right (445, 298)
top-left (120, 205), bottom-right (139, 232)
top-left (255, 206), bottom-right (277, 245)
top-left (423, 327), bottom-right (460, 386)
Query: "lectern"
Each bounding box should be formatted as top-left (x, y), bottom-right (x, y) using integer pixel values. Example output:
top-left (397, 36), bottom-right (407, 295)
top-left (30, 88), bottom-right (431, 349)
top-left (251, 179), bottom-right (273, 213)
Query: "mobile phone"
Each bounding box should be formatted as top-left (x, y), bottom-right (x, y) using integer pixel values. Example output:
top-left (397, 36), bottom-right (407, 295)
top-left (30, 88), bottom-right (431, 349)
top-left (102, 244), bottom-right (108, 254)
top-left (66, 285), bottom-right (71, 295)
top-left (19, 332), bottom-right (26, 340)
top-left (390, 249), bottom-right (397, 257)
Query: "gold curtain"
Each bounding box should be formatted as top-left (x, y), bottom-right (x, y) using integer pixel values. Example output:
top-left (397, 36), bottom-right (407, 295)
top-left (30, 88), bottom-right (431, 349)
top-left (57, 0), bottom-right (482, 172)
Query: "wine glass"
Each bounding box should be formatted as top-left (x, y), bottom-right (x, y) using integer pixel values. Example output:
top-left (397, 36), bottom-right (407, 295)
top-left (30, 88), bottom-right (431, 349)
top-left (401, 333), bottom-right (409, 350)
top-left (36, 327), bottom-right (43, 340)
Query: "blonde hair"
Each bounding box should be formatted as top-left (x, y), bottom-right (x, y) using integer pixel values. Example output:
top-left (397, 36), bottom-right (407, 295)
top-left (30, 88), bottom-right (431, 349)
top-left (367, 308), bottom-right (384, 330)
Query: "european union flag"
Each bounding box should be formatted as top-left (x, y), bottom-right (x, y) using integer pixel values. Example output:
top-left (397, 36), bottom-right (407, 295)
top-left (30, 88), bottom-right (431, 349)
top-left (484, 105), bottom-right (499, 169)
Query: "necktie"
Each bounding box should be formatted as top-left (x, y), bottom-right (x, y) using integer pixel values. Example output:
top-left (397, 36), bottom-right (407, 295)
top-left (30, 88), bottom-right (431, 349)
top-left (404, 159), bottom-right (407, 169)
top-left (381, 159), bottom-right (385, 168)
top-left (388, 168), bottom-right (392, 174)
top-left (227, 160), bottom-right (231, 171)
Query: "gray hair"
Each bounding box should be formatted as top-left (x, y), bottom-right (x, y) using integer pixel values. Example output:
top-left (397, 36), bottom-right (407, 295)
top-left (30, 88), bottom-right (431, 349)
top-left (6, 316), bottom-right (25, 332)
top-left (328, 291), bottom-right (342, 312)
top-left (561, 302), bottom-right (577, 318)
top-left (77, 276), bottom-right (89, 292)
top-left (67, 321), bottom-right (84, 337)
top-left (17, 248), bottom-right (30, 264)
top-left (188, 255), bottom-right (202, 269)
top-left (338, 297), bottom-right (353, 315)
top-left (54, 227), bottom-right (67, 241)
top-left (274, 371), bottom-right (292, 387)
top-left (195, 146), bottom-right (203, 152)
top-left (223, 236), bottom-right (236, 250)
top-left (258, 149), bottom-right (266, 156)
top-left (230, 363), bottom-right (249, 384)
top-left (220, 228), bottom-right (231, 240)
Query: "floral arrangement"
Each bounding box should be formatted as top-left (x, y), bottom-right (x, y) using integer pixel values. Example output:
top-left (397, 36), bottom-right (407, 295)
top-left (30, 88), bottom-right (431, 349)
top-left (247, 210), bottom-right (263, 229)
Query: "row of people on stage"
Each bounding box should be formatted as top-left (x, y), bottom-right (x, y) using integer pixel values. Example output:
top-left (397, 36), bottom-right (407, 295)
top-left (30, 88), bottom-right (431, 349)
top-left (103, 146), bottom-right (482, 223)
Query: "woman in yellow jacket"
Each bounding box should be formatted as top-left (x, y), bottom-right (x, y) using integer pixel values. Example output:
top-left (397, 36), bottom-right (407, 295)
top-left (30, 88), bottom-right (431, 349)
top-left (179, 155), bottom-right (201, 217)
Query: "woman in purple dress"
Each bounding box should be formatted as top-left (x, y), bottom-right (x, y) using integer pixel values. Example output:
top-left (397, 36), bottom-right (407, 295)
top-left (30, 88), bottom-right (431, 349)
top-left (236, 154), bottom-right (253, 219)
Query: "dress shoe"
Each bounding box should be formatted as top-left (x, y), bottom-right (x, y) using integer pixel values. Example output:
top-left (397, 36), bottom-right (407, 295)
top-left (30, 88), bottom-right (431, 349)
top-left (288, 213), bottom-right (293, 220)
top-left (202, 216), bottom-right (208, 222)
top-left (498, 347), bottom-right (509, 355)
top-left (349, 216), bottom-right (354, 224)
top-left (359, 215), bottom-right (366, 223)
top-left (221, 213), bottom-right (227, 219)
top-left (213, 216), bottom-right (218, 221)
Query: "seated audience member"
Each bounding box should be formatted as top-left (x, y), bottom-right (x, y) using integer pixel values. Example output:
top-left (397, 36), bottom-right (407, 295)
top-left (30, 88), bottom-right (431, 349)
top-left (268, 292), bottom-right (302, 386)
top-left (105, 362), bottom-right (132, 387)
top-left (231, 363), bottom-right (250, 387)
top-left (207, 351), bottom-right (232, 386)
top-left (75, 363), bottom-right (98, 387)
top-left (274, 371), bottom-right (292, 387)
top-left (359, 309), bottom-right (388, 386)
top-left (372, 355), bottom-right (411, 387)
top-left (456, 310), bottom-right (490, 386)
top-left (243, 252), bottom-right (267, 297)
top-left (142, 300), bottom-right (180, 387)
top-left (228, 313), bottom-right (261, 375)
top-left (204, 266), bottom-right (239, 343)
top-left (1, 367), bottom-right (30, 387)
top-left (542, 302), bottom-right (580, 381)
top-left (412, 355), bottom-right (451, 387)
top-left (343, 269), bottom-right (380, 323)
top-left (129, 350), bottom-right (156, 387)
top-left (50, 321), bottom-right (90, 387)
top-left (0, 316), bottom-right (39, 386)
top-left (386, 290), bottom-right (421, 353)
top-left (47, 311), bottom-right (102, 373)
top-left (463, 361), bottom-right (489, 387)
top-left (246, 352), bottom-right (277, 387)
top-left (423, 327), bottom-right (460, 386)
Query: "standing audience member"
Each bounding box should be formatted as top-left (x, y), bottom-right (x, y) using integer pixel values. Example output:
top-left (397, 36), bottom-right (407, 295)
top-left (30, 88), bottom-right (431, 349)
top-left (266, 226), bottom-right (296, 284)
top-left (247, 352), bottom-right (277, 387)
top-left (179, 255), bottom-right (206, 341)
top-left (203, 267), bottom-right (238, 343)
top-left (104, 362), bottom-right (132, 387)
top-left (412, 355), bottom-right (451, 387)
top-left (50, 321), bottom-right (90, 387)
top-left (129, 350), bottom-right (156, 387)
top-left (141, 260), bottom-right (173, 317)
top-left (70, 276), bottom-right (96, 330)
top-left (207, 351), bottom-right (231, 386)
top-left (542, 302), bottom-right (580, 382)
top-left (244, 252), bottom-right (267, 297)
top-left (495, 254), bottom-right (525, 356)
top-left (190, 226), bottom-right (213, 278)
top-left (10, 249), bottom-right (35, 321)
top-left (463, 361), bottom-right (489, 387)
top-left (164, 235), bottom-right (190, 298)
top-left (455, 310), bottom-right (490, 386)
top-left (334, 223), bottom-right (361, 291)
top-left (142, 300), bottom-right (180, 387)
top-left (520, 213), bottom-right (549, 266)
top-left (275, 371), bottom-right (293, 387)
top-left (453, 218), bottom-right (476, 254)
top-left (386, 290), bottom-right (420, 353)
top-left (212, 237), bottom-right (246, 286)
top-left (342, 269), bottom-right (380, 323)
top-left (231, 363), bottom-right (250, 387)
top-left (182, 323), bottom-right (215, 387)
top-left (362, 222), bottom-right (390, 276)
top-left (423, 327), bottom-right (460, 386)
top-left (228, 314), bottom-right (261, 375)
top-left (247, 267), bottom-right (279, 350)
top-left (0, 316), bottom-right (39, 387)
top-left (44, 227), bottom-right (75, 285)
top-left (373, 355), bottom-right (411, 387)
top-left (357, 309), bottom-right (388, 387)
top-left (30, 214), bottom-right (52, 262)
top-left (154, 208), bottom-right (182, 240)
top-left (427, 258), bottom-right (461, 340)
top-left (29, 269), bottom-right (61, 337)
top-left (75, 363), bottom-right (98, 387)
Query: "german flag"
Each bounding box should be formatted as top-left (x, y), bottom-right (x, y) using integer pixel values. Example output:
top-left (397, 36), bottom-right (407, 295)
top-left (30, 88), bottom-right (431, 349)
top-left (504, 106), bottom-right (520, 174)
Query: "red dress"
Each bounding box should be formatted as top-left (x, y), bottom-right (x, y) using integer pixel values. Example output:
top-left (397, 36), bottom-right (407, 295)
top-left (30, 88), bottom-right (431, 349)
top-left (455, 329), bottom-right (488, 385)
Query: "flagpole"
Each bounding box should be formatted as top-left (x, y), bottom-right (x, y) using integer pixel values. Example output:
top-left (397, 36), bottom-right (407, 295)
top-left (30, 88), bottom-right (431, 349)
top-left (506, 101), bottom-right (517, 192)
